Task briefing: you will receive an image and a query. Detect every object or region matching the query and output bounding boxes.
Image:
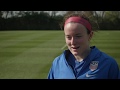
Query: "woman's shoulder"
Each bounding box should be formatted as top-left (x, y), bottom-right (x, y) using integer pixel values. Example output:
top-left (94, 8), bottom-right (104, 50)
top-left (100, 51), bottom-right (117, 63)
top-left (52, 50), bottom-right (69, 63)
top-left (91, 46), bottom-right (116, 62)
top-left (91, 46), bottom-right (118, 69)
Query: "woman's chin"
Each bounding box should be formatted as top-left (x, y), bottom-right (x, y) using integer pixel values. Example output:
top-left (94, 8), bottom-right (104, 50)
top-left (72, 51), bottom-right (79, 56)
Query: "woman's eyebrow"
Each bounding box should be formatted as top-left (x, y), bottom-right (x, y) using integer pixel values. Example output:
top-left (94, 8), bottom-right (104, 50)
top-left (65, 35), bottom-right (70, 37)
top-left (75, 33), bottom-right (81, 35)
top-left (65, 33), bottom-right (82, 36)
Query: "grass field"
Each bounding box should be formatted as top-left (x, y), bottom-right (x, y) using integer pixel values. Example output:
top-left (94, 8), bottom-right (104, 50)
top-left (0, 30), bottom-right (120, 79)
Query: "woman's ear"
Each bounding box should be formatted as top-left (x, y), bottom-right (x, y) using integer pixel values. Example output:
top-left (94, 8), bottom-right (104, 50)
top-left (88, 31), bottom-right (94, 41)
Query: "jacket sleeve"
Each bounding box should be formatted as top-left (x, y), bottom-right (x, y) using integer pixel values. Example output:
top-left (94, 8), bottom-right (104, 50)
top-left (47, 66), bottom-right (54, 79)
top-left (47, 57), bottom-right (59, 79)
top-left (108, 59), bottom-right (120, 79)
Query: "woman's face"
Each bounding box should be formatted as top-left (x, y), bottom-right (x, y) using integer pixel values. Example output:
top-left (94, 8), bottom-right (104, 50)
top-left (64, 22), bottom-right (93, 56)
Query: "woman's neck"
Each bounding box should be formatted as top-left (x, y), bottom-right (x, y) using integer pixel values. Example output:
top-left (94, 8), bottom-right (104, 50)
top-left (74, 47), bottom-right (91, 62)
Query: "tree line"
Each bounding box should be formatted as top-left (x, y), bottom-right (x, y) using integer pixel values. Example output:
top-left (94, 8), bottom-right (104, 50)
top-left (0, 11), bottom-right (120, 30)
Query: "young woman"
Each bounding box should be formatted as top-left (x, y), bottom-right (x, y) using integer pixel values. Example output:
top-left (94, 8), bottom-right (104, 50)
top-left (47, 13), bottom-right (120, 79)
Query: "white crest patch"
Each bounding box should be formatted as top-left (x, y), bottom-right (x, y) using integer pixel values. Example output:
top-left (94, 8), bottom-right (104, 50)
top-left (89, 61), bottom-right (99, 71)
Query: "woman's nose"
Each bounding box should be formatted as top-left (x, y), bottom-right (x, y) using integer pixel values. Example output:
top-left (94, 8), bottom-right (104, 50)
top-left (71, 37), bottom-right (76, 45)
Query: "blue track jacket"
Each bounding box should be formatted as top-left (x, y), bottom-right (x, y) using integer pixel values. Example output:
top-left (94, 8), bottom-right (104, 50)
top-left (47, 46), bottom-right (120, 79)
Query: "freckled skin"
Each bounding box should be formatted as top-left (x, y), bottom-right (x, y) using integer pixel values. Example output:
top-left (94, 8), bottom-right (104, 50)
top-left (64, 23), bottom-right (93, 60)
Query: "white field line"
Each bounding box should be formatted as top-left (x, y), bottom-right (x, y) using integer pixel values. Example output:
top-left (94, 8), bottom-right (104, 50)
top-left (61, 44), bottom-right (67, 50)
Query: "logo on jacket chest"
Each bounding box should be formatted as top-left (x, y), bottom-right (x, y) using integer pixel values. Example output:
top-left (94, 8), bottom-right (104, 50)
top-left (89, 61), bottom-right (99, 71)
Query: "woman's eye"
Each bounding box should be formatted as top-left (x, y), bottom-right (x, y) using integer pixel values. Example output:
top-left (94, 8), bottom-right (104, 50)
top-left (67, 37), bottom-right (71, 39)
top-left (76, 36), bottom-right (81, 37)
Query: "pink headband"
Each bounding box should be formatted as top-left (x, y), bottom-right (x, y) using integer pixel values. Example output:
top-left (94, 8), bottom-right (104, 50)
top-left (64, 16), bottom-right (92, 31)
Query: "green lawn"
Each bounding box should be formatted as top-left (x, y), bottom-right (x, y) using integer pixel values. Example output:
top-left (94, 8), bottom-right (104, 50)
top-left (0, 30), bottom-right (120, 79)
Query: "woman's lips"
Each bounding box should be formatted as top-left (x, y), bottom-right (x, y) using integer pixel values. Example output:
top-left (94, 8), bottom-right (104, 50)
top-left (72, 46), bottom-right (80, 49)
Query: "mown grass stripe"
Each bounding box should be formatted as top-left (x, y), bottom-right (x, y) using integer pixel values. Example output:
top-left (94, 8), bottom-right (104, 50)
top-left (0, 30), bottom-right (120, 79)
